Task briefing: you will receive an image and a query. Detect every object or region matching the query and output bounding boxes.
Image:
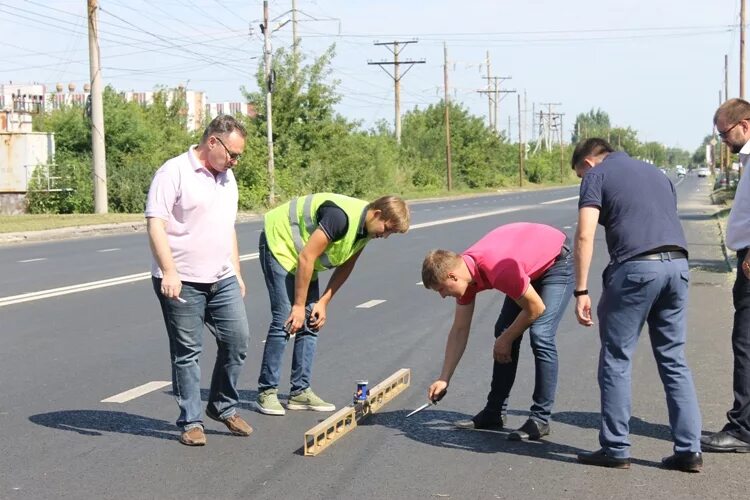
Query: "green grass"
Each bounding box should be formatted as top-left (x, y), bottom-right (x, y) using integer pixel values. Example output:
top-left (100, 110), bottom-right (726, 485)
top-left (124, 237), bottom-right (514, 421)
top-left (0, 213), bottom-right (145, 233)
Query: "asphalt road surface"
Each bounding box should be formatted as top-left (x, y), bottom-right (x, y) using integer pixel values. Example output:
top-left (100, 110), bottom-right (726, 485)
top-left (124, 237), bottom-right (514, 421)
top-left (1, 177), bottom-right (746, 499)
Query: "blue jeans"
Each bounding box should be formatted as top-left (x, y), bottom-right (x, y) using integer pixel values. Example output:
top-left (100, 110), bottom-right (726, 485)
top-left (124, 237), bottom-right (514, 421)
top-left (153, 275), bottom-right (250, 431)
top-left (485, 246), bottom-right (574, 424)
top-left (257, 232), bottom-right (320, 395)
top-left (596, 256), bottom-right (701, 458)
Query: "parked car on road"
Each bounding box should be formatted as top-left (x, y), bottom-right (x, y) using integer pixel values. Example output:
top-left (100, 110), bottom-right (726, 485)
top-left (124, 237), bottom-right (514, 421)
top-left (697, 167), bottom-right (710, 177)
top-left (676, 165), bottom-right (686, 176)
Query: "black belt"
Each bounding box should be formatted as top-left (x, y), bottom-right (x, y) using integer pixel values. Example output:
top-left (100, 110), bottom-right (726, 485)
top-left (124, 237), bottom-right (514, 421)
top-left (628, 250), bottom-right (687, 261)
top-left (555, 245), bottom-right (571, 262)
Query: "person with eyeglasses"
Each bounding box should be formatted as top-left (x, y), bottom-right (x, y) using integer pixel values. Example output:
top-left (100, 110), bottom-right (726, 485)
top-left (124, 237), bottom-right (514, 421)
top-left (254, 194), bottom-right (410, 415)
top-left (571, 138), bottom-right (702, 472)
top-left (145, 115), bottom-right (252, 446)
top-left (701, 98), bottom-right (750, 454)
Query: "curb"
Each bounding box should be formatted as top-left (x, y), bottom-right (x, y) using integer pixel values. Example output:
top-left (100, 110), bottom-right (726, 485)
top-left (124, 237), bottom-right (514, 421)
top-left (0, 211), bottom-right (264, 246)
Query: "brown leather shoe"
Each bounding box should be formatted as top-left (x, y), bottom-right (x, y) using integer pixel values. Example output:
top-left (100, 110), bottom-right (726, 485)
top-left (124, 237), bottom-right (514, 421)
top-left (179, 427), bottom-right (206, 446)
top-left (207, 410), bottom-right (253, 436)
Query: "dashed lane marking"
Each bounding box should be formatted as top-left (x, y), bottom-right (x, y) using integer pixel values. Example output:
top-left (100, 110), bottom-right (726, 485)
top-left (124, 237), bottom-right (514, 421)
top-left (17, 258), bottom-right (46, 263)
top-left (356, 299), bottom-right (387, 309)
top-left (101, 381), bottom-right (171, 403)
top-left (3, 194), bottom-right (577, 308)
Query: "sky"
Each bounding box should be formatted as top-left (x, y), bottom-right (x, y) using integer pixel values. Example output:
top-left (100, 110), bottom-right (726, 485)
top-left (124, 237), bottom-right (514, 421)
top-left (0, 0), bottom-right (743, 152)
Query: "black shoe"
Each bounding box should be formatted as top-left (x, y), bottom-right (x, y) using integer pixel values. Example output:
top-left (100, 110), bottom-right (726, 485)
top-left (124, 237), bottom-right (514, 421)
top-left (454, 408), bottom-right (505, 430)
top-left (507, 418), bottom-right (550, 441)
top-left (661, 452), bottom-right (702, 472)
top-left (701, 431), bottom-right (750, 453)
top-left (577, 448), bottom-right (631, 469)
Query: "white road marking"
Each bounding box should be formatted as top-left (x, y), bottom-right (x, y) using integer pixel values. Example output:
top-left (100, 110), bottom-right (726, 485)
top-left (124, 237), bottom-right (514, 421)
top-left (97, 248), bottom-right (120, 253)
top-left (18, 258), bottom-right (46, 263)
top-left (540, 195), bottom-right (579, 205)
top-left (416, 281), bottom-right (423, 286)
top-left (356, 299), bottom-right (386, 308)
top-left (563, 226), bottom-right (572, 229)
top-left (410, 206), bottom-right (526, 230)
top-left (5, 194), bottom-right (578, 308)
top-left (101, 381), bottom-right (171, 403)
top-left (0, 252), bottom-right (259, 307)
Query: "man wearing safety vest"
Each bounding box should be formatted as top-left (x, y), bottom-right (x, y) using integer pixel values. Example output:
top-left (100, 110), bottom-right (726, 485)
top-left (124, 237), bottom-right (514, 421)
top-left (255, 193), bottom-right (410, 415)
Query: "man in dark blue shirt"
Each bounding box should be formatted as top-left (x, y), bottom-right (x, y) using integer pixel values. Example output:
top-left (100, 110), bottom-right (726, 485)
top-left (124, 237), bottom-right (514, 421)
top-left (571, 138), bottom-right (703, 473)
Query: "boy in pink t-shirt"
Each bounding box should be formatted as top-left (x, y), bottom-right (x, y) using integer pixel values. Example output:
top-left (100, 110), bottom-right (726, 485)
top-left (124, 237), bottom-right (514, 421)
top-left (422, 222), bottom-right (573, 440)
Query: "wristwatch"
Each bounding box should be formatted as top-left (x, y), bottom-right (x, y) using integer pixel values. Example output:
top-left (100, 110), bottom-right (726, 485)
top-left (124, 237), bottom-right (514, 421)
top-left (573, 289), bottom-right (589, 297)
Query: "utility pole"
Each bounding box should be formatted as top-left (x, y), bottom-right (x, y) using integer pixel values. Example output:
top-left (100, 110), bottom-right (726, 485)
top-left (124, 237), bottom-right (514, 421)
top-left (88, 0), bottom-right (107, 213)
top-left (559, 114), bottom-right (564, 183)
top-left (725, 54), bottom-right (731, 175)
top-left (718, 90), bottom-right (724, 176)
top-left (534, 102), bottom-right (561, 153)
top-left (262, 0), bottom-right (276, 205)
top-left (368, 40), bottom-right (425, 144)
top-left (517, 94), bottom-right (524, 187)
top-left (291, 0), bottom-right (299, 53)
top-left (478, 76), bottom-right (514, 135)
top-left (485, 51), bottom-right (492, 128)
top-left (742, 0), bottom-right (746, 98)
top-left (443, 43), bottom-right (452, 191)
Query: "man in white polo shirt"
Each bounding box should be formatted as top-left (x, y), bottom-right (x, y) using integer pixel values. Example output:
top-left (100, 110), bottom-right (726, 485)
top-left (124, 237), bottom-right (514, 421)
top-left (704, 98), bottom-right (750, 453)
top-left (146, 115), bottom-right (252, 447)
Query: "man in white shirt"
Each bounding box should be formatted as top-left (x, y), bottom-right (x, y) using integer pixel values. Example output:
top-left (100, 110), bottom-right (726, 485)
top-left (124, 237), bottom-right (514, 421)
top-left (704, 98), bottom-right (750, 453)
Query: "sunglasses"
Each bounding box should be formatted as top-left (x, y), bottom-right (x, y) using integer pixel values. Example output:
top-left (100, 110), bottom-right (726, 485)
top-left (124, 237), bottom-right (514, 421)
top-left (214, 136), bottom-right (242, 161)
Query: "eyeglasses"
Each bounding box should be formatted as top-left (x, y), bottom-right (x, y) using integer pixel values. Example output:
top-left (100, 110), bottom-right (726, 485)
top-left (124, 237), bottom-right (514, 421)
top-left (718, 120), bottom-right (745, 139)
top-left (214, 136), bottom-right (242, 162)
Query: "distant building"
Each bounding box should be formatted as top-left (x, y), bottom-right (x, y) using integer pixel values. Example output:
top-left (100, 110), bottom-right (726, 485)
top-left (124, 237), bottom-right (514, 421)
top-left (0, 82), bottom-right (255, 213)
top-left (0, 84), bottom-right (55, 214)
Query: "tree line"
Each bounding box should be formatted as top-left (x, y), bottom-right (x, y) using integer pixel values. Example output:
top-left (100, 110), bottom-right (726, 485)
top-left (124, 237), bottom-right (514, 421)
top-left (27, 46), bottom-right (690, 214)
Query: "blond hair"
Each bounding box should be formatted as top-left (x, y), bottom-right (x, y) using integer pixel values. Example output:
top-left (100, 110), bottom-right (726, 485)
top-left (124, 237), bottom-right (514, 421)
top-left (369, 195), bottom-right (410, 233)
top-left (422, 249), bottom-right (462, 289)
top-left (715, 98), bottom-right (750, 125)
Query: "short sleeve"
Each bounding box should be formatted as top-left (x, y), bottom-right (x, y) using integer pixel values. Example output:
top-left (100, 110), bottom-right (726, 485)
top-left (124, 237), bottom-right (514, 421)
top-left (578, 171), bottom-right (603, 210)
top-left (145, 168), bottom-right (177, 220)
top-left (316, 202), bottom-right (349, 241)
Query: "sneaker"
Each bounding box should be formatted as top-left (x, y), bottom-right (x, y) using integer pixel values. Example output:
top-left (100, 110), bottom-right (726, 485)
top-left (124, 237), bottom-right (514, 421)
top-left (179, 426), bottom-right (206, 446)
top-left (206, 409), bottom-right (253, 436)
top-left (255, 389), bottom-right (286, 415)
top-left (454, 408), bottom-right (506, 430)
top-left (286, 388), bottom-right (336, 412)
top-left (507, 418), bottom-right (550, 441)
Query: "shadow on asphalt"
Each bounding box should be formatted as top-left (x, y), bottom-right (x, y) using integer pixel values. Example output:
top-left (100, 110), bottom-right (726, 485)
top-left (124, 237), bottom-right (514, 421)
top-left (362, 408), bottom-right (662, 469)
top-left (28, 410), bottom-right (218, 441)
top-left (28, 390), bottom-right (264, 440)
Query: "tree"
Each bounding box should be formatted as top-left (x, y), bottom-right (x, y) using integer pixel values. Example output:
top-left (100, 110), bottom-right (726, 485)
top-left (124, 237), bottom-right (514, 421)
top-left (571, 108), bottom-right (611, 143)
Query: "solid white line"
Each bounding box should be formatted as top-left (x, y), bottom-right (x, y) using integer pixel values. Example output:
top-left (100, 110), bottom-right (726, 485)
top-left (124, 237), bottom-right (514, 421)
top-left (540, 195), bottom-right (579, 205)
top-left (410, 206), bottom-right (526, 230)
top-left (101, 381), bottom-right (171, 403)
top-left (97, 248), bottom-right (120, 253)
top-left (4, 193), bottom-right (577, 308)
top-left (0, 252), bottom-right (259, 308)
top-left (18, 258), bottom-right (46, 263)
top-left (356, 299), bottom-right (386, 309)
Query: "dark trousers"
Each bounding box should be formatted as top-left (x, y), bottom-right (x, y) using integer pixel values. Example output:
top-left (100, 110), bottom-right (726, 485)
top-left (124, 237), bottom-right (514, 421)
top-left (726, 249), bottom-right (750, 442)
